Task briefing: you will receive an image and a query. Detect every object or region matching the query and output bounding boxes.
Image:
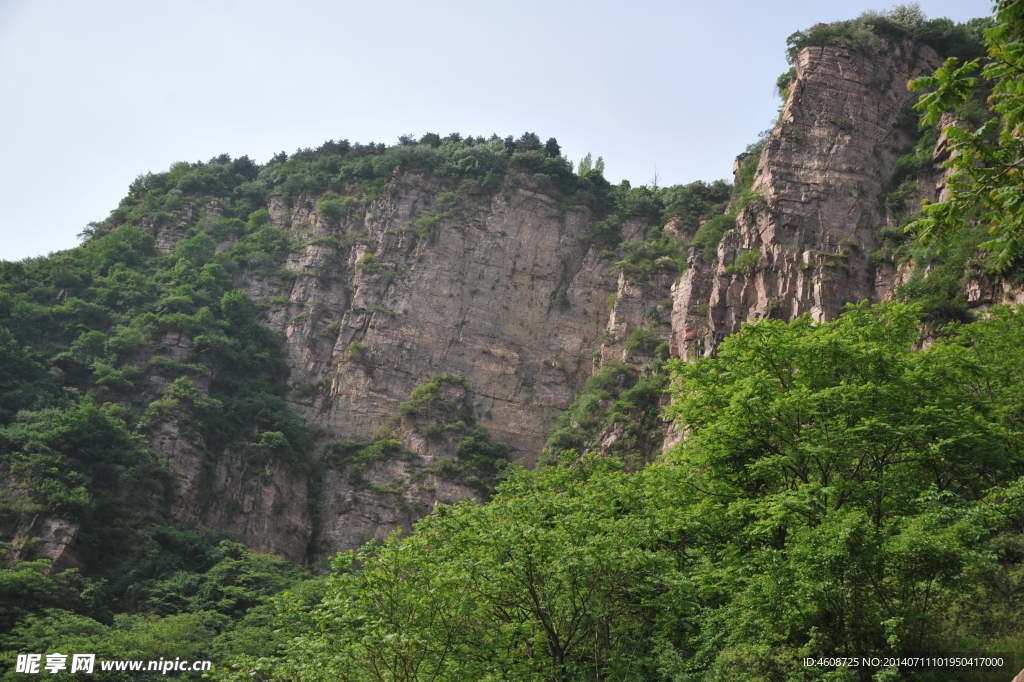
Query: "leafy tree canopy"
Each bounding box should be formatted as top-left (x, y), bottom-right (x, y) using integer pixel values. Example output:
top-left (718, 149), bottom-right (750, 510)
top-left (909, 0), bottom-right (1024, 271)
top-left (216, 303), bottom-right (1024, 681)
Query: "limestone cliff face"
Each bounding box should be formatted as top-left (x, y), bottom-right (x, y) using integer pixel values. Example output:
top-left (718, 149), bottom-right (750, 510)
top-left (600, 222), bottom-right (676, 366)
top-left (262, 175), bottom-right (616, 461)
top-left (146, 172), bottom-right (659, 561)
top-left (5, 515), bottom-right (86, 573)
top-left (151, 412), bottom-right (312, 561)
top-left (672, 38), bottom-right (942, 359)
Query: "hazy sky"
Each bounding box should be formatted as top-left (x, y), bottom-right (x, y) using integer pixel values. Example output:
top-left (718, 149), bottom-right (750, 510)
top-left (0, 0), bottom-right (992, 260)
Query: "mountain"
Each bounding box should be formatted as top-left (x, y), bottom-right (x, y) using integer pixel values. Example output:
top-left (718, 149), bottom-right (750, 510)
top-left (0, 6), bottom-right (1001, 575)
top-left (4, 8), bottom-right (1022, 681)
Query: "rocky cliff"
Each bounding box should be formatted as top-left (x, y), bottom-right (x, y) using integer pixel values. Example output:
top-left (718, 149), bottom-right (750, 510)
top-left (140, 167), bottom-right (679, 562)
top-left (672, 39), bottom-right (944, 359)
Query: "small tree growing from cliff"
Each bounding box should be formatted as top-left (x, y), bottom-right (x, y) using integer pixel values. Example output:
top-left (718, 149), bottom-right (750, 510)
top-left (886, 3), bottom-right (927, 29)
top-left (725, 249), bottom-right (763, 276)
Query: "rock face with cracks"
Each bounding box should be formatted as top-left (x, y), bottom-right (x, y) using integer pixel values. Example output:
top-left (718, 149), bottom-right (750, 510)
top-left (672, 38), bottom-right (943, 360)
top-left (151, 174), bottom-right (645, 562)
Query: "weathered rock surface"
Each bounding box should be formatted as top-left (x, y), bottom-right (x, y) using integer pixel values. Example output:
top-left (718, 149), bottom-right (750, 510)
top-left (144, 172), bottom-right (667, 561)
top-left (672, 38), bottom-right (942, 358)
top-left (5, 516), bottom-right (86, 573)
top-left (151, 413), bottom-right (311, 561)
top-left (268, 177), bottom-right (614, 461)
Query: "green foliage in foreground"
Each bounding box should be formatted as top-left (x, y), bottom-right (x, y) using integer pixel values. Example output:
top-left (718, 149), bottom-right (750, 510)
top-left (0, 543), bottom-right (325, 681)
top-left (0, 159), bottom-right (325, 678)
top-left (908, 0), bottom-right (1024, 271)
top-left (217, 303), bottom-right (1024, 682)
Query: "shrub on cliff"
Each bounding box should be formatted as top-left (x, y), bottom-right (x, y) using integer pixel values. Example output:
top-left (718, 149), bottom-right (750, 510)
top-left (689, 214), bottom-right (736, 259)
top-left (397, 373), bottom-right (469, 420)
top-left (725, 249), bottom-right (763, 275)
top-left (786, 5), bottom-right (991, 64)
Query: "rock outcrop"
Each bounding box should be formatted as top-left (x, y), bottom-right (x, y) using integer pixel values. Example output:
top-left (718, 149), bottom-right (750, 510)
top-left (672, 38), bottom-right (942, 358)
top-left (143, 174), bottom-right (655, 561)
top-left (6, 516), bottom-right (86, 573)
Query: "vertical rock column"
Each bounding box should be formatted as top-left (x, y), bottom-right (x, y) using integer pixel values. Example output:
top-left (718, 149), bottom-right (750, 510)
top-left (671, 37), bottom-right (942, 358)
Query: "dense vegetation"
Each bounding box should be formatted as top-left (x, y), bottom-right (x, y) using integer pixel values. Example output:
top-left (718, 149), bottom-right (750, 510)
top-left (0, 223), bottom-right (315, 571)
top-left (219, 303), bottom-right (1024, 682)
top-left (0, 180), bottom-right (327, 679)
top-left (0, 542), bottom-right (326, 681)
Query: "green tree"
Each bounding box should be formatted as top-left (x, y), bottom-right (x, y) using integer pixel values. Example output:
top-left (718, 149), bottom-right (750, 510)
top-left (887, 2), bottom-right (927, 29)
top-left (218, 303), bottom-right (1024, 682)
top-left (578, 153), bottom-right (593, 175)
top-left (217, 457), bottom-right (689, 682)
top-left (663, 303), bottom-right (1023, 679)
top-left (544, 137), bottom-right (561, 158)
top-left (908, 0), bottom-right (1024, 269)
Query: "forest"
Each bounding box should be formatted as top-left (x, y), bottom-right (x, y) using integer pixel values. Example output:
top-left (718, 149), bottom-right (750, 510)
top-left (2, 2), bottom-right (1023, 681)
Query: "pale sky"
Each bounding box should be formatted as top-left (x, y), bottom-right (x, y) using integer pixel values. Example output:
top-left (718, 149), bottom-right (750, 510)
top-left (0, 0), bottom-right (992, 260)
